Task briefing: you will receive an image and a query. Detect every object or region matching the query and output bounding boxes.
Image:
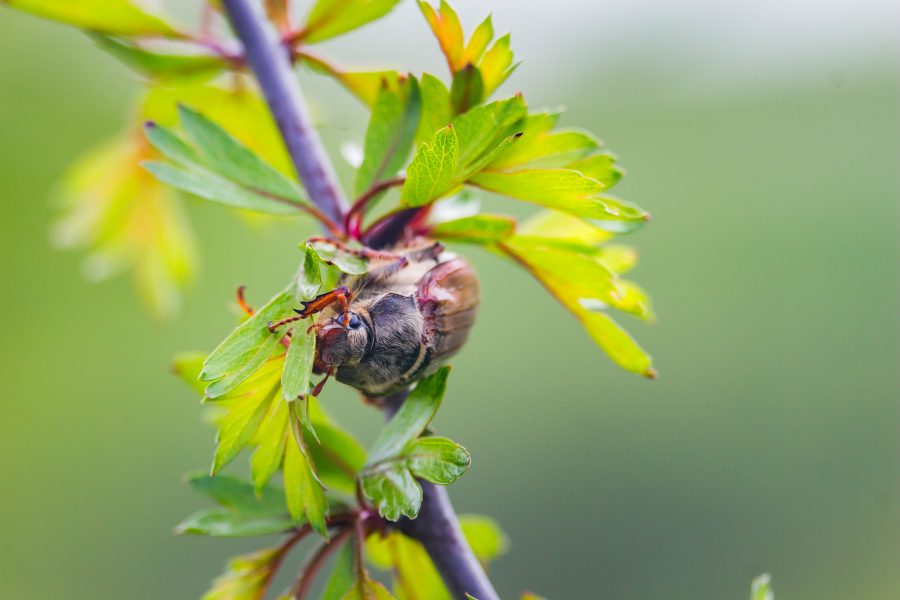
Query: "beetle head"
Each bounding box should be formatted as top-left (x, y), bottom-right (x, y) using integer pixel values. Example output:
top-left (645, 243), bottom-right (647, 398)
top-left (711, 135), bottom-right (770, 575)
top-left (314, 311), bottom-right (372, 371)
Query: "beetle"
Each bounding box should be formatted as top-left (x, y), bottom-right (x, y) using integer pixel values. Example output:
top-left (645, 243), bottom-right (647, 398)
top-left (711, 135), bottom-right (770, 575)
top-left (269, 239), bottom-right (479, 398)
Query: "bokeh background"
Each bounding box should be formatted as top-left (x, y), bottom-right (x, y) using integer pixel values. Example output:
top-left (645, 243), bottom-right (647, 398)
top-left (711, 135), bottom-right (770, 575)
top-left (1, 1), bottom-right (897, 598)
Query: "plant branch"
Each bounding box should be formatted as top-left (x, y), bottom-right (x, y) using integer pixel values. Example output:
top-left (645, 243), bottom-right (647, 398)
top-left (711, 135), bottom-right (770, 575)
top-left (221, 0), bottom-right (347, 225)
top-left (383, 390), bottom-right (500, 600)
top-left (219, 3), bottom-right (496, 598)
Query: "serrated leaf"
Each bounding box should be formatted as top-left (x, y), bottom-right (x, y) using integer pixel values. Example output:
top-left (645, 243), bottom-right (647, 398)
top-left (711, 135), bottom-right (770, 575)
top-left (213, 374), bottom-right (279, 474)
top-left (7, 0), bottom-right (176, 35)
top-left (143, 161), bottom-right (303, 216)
top-left (430, 214), bottom-right (515, 244)
top-left (201, 285), bottom-right (296, 398)
top-left (452, 96), bottom-right (526, 169)
top-left (470, 169), bottom-right (649, 225)
top-left (567, 152), bottom-right (625, 189)
top-left (178, 474), bottom-right (293, 537)
top-left (401, 126), bottom-right (459, 207)
top-left (355, 78), bottom-right (422, 195)
top-left (283, 428), bottom-right (328, 536)
top-left (366, 367), bottom-right (450, 465)
top-left (302, 0), bottom-right (402, 44)
top-left (250, 397), bottom-right (289, 493)
top-left (307, 240), bottom-right (369, 275)
top-left (517, 209), bottom-right (612, 246)
top-left (282, 325), bottom-right (316, 401)
top-left (361, 464), bottom-right (422, 522)
top-left (500, 239), bottom-right (655, 377)
top-left (405, 437), bottom-right (471, 484)
top-left (750, 574), bottom-right (774, 600)
top-left (177, 105), bottom-right (306, 203)
top-left (487, 126), bottom-right (600, 171)
top-left (91, 34), bottom-right (224, 82)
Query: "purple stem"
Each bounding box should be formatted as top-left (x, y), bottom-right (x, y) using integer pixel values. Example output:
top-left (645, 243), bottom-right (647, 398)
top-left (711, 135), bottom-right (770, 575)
top-left (219, 2), bottom-right (498, 598)
top-left (384, 391), bottom-right (500, 600)
top-left (221, 0), bottom-right (346, 225)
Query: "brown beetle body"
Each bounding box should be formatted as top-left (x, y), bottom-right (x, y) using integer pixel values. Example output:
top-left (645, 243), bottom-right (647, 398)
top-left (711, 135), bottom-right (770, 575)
top-left (312, 240), bottom-right (479, 396)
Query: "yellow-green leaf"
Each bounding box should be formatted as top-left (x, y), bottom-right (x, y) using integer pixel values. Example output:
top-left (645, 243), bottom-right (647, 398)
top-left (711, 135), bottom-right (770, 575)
top-left (283, 425), bottom-right (328, 536)
top-left (303, 0), bottom-right (402, 44)
top-left (401, 126), bottom-right (460, 207)
top-left (430, 214), bottom-right (516, 244)
top-left (6, 0), bottom-right (176, 35)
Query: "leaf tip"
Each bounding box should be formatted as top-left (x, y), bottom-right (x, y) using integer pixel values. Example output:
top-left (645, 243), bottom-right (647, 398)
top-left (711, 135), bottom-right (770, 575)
top-left (644, 367), bottom-right (658, 380)
top-left (642, 212), bottom-right (653, 222)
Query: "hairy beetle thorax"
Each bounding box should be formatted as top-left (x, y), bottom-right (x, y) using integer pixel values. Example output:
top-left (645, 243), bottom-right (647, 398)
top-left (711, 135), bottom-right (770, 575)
top-left (314, 240), bottom-right (479, 396)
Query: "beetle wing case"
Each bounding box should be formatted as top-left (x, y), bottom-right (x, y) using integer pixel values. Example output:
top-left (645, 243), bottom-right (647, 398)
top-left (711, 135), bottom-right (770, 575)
top-left (327, 242), bottom-right (479, 396)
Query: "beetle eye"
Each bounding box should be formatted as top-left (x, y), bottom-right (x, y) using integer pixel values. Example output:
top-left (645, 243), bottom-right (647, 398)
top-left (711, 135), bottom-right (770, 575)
top-left (347, 313), bottom-right (363, 330)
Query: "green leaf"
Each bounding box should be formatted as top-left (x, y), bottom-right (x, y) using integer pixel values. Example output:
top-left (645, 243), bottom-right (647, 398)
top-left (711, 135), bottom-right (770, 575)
top-left (430, 214), bottom-right (516, 244)
top-left (401, 126), bottom-right (459, 207)
top-left (212, 364), bottom-right (281, 474)
top-left (300, 54), bottom-right (402, 108)
top-left (143, 161), bottom-right (303, 216)
top-left (361, 464), bottom-right (422, 522)
top-left (6, 0), bottom-right (176, 35)
top-left (307, 419), bottom-right (367, 496)
top-left (567, 152), bottom-right (625, 189)
top-left (487, 126), bottom-right (600, 171)
top-left (461, 15), bottom-right (494, 65)
top-left (282, 325), bottom-right (315, 401)
top-left (321, 539), bottom-right (356, 600)
top-left (458, 515), bottom-right (509, 562)
top-left (302, 0), bottom-right (402, 44)
top-left (283, 429), bottom-right (328, 536)
top-left (449, 63), bottom-right (484, 114)
top-left (172, 351), bottom-right (207, 395)
top-left (177, 474), bottom-right (293, 537)
top-left (177, 105), bottom-right (306, 203)
top-left (479, 33), bottom-right (517, 98)
top-left (144, 121), bottom-right (200, 166)
top-left (307, 240), bottom-right (369, 275)
top-left (500, 239), bottom-right (655, 377)
top-left (297, 245), bottom-right (324, 300)
top-left (200, 285), bottom-right (297, 398)
top-left (416, 73), bottom-right (452, 144)
top-left (452, 96), bottom-right (527, 170)
top-left (355, 78), bottom-right (422, 195)
top-left (750, 574), bottom-right (774, 600)
top-left (366, 367), bottom-right (450, 465)
top-left (202, 546), bottom-right (280, 600)
top-left (405, 437), bottom-right (471, 484)
top-left (470, 169), bottom-right (649, 224)
top-left (250, 398), bottom-right (289, 493)
top-left (56, 134), bottom-right (197, 319)
top-left (91, 34), bottom-right (225, 81)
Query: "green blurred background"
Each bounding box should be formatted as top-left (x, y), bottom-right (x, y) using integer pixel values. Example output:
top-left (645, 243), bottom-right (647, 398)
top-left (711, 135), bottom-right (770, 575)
top-left (1, 1), bottom-right (897, 599)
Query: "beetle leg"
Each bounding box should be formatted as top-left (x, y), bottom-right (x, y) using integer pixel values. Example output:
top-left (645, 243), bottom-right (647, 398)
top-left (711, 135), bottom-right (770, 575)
top-left (296, 286), bottom-right (353, 325)
top-left (267, 314), bottom-right (302, 333)
top-left (308, 236), bottom-right (408, 263)
top-left (311, 368), bottom-right (335, 397)
top-left (236, 286), bottom-right (254, 316)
